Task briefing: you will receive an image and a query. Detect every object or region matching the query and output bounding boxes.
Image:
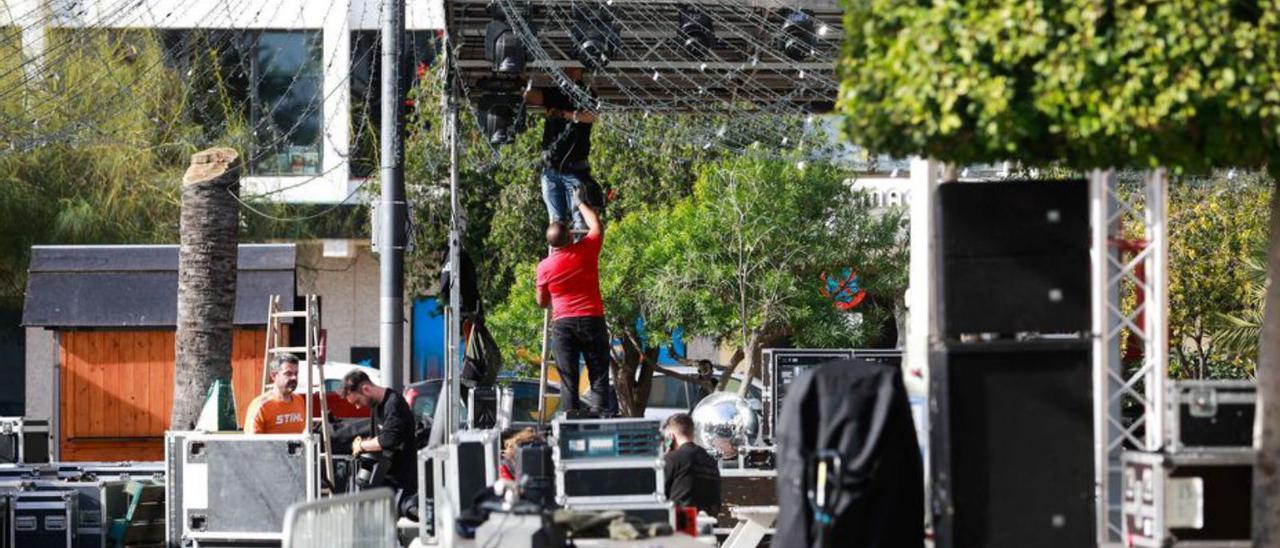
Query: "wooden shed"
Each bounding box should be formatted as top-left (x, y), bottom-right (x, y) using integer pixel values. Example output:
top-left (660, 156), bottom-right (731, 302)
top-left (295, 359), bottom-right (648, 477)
top-left (22, 244), bottom-right (296, 461)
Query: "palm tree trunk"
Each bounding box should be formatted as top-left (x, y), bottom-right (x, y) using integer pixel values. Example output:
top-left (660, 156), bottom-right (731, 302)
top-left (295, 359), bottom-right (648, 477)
top-left (1254, 181), bottom-right (1280, 545)
top-left (170, 148), bottom-right (241, 430)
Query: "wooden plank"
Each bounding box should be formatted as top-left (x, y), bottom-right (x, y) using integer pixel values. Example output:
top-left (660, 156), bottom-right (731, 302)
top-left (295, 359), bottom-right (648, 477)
top-left (62, 439), bottom-right (163, 462)
top-left (148, 332), bottom-right (167, 434)
top-left (89, 332), bottom-right (106, 437)
top-left (161, 330), bottom-right (175, 430)
top-left (102, 333), bottom-right (121, 437)
top-left (59, 333), bottom-right (72, 454)
top-left (119, 331), bottom-right (136, 436)
top-left (133, 333), bottom-right (150, 436)
top-left (231, 329), bottom-right (268, 425)
top-left (69, 332), bottom-right (89, 439)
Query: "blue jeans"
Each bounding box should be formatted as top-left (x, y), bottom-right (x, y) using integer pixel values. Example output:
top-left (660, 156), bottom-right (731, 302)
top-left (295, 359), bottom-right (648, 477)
top-left (541, 168), bottom-right (587, 231)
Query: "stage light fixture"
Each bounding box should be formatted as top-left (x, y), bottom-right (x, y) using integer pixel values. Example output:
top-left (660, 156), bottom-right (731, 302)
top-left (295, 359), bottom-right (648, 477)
top-left (779, 9), bottom-right (816, 62)
top-left (570, 3), bottom-right (621, 70)
top-left (678, 6), bottom-right (714, 56)
top-left (484, 2), bottom-right (532, 74)
top-left (479, 93), bottom-right (527, 145)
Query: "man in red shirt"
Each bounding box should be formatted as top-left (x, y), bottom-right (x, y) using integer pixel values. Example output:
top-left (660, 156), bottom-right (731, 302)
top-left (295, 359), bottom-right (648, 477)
top-left (536, 195), bottom-right (610, 414)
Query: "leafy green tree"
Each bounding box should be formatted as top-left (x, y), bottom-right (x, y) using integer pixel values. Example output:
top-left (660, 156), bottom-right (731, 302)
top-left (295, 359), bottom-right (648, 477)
top-left (837, 1), bottom-right (1280, 539)
top-left (648, 153), bottom-right (906, 395)
top-left (1164, 177), bottom-right (1271, 379)
top-left (488, 152), bottom-right (907, 416)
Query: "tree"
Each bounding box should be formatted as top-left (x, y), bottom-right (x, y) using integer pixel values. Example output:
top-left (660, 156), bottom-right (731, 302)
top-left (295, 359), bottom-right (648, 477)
top-left (649, 153), bottom-right (906, 395)
top-left (171, 148), bottom-right (241, 429)
top-left (486, 153), bottom-right (907, 416)
top-left (838, 1), bottom-right (1280, 541)
top-left (1162, 177), bottom-right (1271, 379)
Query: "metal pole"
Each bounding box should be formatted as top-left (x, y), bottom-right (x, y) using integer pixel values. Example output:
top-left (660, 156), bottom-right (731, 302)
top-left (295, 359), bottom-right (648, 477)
top-left (537, 308), bottom-right (551, 429)
top-left (1090, 169), bottom-right (1123, 545)
top-left (1145, 168), bottom-right (1170, 452)
top-left (378, 0), bottom-right (406, 390)
top-left (446, 78), bottom-right (462, 436)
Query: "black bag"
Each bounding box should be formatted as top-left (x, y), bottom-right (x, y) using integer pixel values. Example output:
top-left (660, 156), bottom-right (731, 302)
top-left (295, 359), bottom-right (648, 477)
top-left (775, 359), bottom-right (924, 548)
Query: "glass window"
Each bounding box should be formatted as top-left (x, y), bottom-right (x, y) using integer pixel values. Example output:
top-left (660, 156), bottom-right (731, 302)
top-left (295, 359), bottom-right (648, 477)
top-left (510, 381), bottom-right (559, 423)
top-left (251, 31), bottom-right (323, 176)
top-left (646, 376), bottom-right (690, 409)
top-left (409, 382), bottom-right (443, 421)
top-left (349, 30), bottom-right (438, 177)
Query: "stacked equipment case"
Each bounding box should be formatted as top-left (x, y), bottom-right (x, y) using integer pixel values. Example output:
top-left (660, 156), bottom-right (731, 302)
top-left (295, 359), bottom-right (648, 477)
top-left (551, 418), bottom-right (674, 529)
top-left (1121, 380), bottom-right (1257, 547)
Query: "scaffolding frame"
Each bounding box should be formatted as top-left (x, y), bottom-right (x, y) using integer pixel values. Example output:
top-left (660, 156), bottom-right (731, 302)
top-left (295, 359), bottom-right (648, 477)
top-left (1090, 169), bottom-right (1169, 545)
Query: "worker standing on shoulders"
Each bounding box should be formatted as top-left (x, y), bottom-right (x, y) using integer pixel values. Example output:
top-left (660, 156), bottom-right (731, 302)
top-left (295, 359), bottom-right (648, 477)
top-left (536, 195), bottom-right (612, 415)
top-left (245, 355), bottom-right (307, 434)
top-left (525, 66), bottom-right (603, 233)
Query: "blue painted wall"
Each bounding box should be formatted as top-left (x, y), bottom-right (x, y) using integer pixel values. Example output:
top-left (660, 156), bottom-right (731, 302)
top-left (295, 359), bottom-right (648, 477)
top-left (411, 297), bottom-right (446, 381)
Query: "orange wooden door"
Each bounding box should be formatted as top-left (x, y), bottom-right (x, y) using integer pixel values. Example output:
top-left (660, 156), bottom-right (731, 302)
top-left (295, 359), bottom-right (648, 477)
top-left (59, 329), bottom-right (267, 461)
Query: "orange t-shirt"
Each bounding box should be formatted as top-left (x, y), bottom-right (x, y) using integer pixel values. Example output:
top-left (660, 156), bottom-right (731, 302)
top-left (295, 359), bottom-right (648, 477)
top-left (245, 391), bottom-right (308, 434)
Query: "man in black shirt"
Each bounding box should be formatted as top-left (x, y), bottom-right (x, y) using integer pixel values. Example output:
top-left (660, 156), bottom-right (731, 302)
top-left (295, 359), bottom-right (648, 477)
top-left (524, 67), bottom-right (601, 245)
top-left (343, 370), bottom-right (419, 520)
top-left (662, 413), bottom-right (722, 516)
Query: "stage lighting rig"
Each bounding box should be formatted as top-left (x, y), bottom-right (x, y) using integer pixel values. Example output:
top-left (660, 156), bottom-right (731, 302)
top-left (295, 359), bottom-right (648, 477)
top-left (479, 93), bottom-right (526, 145)
top-left (569, 2), bottom-right (621, 70)
top-left (475, 77), bottom-right (528, 146)
top-left (677, 5), bottom-right (714, 57)
top-left (484, 1), bottom-right (533, 74)
top-left (778, 9), bottom-right (817, 62)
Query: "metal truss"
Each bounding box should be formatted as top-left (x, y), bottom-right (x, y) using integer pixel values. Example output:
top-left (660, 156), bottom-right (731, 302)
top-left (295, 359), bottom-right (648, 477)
top-left (1090, 169), bottom-right (1169, 545)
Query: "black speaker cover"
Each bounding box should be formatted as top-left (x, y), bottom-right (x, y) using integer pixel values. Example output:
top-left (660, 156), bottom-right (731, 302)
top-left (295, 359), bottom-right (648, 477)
top-left (930, 340), bottom-right (1094, 548)
top-left (775, 359), bottom-right (924, 548)
top-left (938, 179), bottom-right (1089, 336)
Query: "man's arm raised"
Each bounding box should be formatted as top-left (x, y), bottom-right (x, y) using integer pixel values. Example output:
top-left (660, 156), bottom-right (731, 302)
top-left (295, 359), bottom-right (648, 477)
top-left (579, 200), bottom-right (603, 238)
top-left (535, 283), bottom-right (551, 309)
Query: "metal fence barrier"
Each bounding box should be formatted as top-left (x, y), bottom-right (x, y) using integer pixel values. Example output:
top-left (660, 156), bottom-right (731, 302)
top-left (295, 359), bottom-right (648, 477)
top-left (282, 488), bottom-right (397, 548)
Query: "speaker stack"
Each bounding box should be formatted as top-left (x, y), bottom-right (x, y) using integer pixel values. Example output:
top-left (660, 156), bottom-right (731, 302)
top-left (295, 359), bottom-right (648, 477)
top-left (931, 179), bottom-right (1095, 548)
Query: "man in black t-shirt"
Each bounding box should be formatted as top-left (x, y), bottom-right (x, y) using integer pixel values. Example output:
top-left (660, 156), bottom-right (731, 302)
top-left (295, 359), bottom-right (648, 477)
top-left (343, 370), bottom-right (419, 520)
top-left (662, 413), bottom-right (722, 516)
top-left (524, 67), bottom-right (601, 244)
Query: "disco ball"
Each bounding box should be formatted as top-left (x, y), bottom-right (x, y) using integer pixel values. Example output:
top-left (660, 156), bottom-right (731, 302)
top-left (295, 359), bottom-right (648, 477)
top-left (691, 391), bottom-right (759, 460)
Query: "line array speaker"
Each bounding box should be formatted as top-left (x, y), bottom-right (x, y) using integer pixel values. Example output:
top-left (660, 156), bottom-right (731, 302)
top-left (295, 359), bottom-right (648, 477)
top-left (930, 339), bottom-right (1095, 548)
top-left (938, 179), bottom-right (1089, 336)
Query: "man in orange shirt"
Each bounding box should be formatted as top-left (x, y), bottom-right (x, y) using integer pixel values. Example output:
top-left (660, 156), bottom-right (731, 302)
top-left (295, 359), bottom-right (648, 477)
top-left (245, 355), bottom-right (307, 434)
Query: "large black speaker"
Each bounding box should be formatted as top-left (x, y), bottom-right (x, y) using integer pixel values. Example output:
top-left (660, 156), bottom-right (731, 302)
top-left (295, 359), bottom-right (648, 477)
top-left (930, 339), bottom-right (1094, 548)
top-left (938, 179), bottom-right (1089, 336)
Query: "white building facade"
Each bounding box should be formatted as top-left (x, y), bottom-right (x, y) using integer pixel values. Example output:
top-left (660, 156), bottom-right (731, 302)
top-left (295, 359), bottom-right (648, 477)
top-left (4, 0), bottom-right (445, 203)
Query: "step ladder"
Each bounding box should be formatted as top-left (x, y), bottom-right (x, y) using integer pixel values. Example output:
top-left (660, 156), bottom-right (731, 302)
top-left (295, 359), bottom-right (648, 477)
top-left (263, 294), bottom-right (336, 498)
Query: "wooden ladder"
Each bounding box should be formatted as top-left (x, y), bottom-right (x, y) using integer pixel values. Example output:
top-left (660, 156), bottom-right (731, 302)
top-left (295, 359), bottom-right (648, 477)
top-left (263, 294), bottom-right (336, 498)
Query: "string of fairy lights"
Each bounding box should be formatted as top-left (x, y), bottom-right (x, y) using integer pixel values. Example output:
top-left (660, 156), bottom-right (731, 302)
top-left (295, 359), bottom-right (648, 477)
top-left (0, 0), bottom-right (893, 224)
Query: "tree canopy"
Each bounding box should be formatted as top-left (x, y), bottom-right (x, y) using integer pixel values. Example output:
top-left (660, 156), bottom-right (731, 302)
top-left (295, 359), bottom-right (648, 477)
top-left (487, 152), bottom-right (908, 414)
top-left (839, 1), bottom-right (1280, 170)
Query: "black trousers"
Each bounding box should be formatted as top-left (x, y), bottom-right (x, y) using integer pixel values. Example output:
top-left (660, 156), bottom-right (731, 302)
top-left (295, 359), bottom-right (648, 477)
top-left (551, 316), bottom-right (612, 412)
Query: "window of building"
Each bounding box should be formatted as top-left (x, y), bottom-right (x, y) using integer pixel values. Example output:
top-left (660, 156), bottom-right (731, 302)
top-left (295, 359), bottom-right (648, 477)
top-left (350, 30), bottom-right (438, 178)
top-left (252, 31), bottom-right (323, 176)
top-left (157, 29), bottom-right (321, 177)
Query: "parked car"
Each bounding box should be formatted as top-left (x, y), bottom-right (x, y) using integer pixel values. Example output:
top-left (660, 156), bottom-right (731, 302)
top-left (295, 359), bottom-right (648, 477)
top-left (297, 361), bottom-right (381, 419)
top-left (642, 366), bottom-right (764, 423)
top-left (403, 378), bottom-right (560, 428)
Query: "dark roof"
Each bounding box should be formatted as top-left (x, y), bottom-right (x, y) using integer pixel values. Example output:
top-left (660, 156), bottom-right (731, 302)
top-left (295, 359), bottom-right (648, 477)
top-left (22, 244), bottom-right (296, 328)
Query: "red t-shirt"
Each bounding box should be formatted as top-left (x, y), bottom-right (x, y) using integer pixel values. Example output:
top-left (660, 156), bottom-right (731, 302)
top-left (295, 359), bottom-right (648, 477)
top-left (536, 232), bottom-right (605, 321)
